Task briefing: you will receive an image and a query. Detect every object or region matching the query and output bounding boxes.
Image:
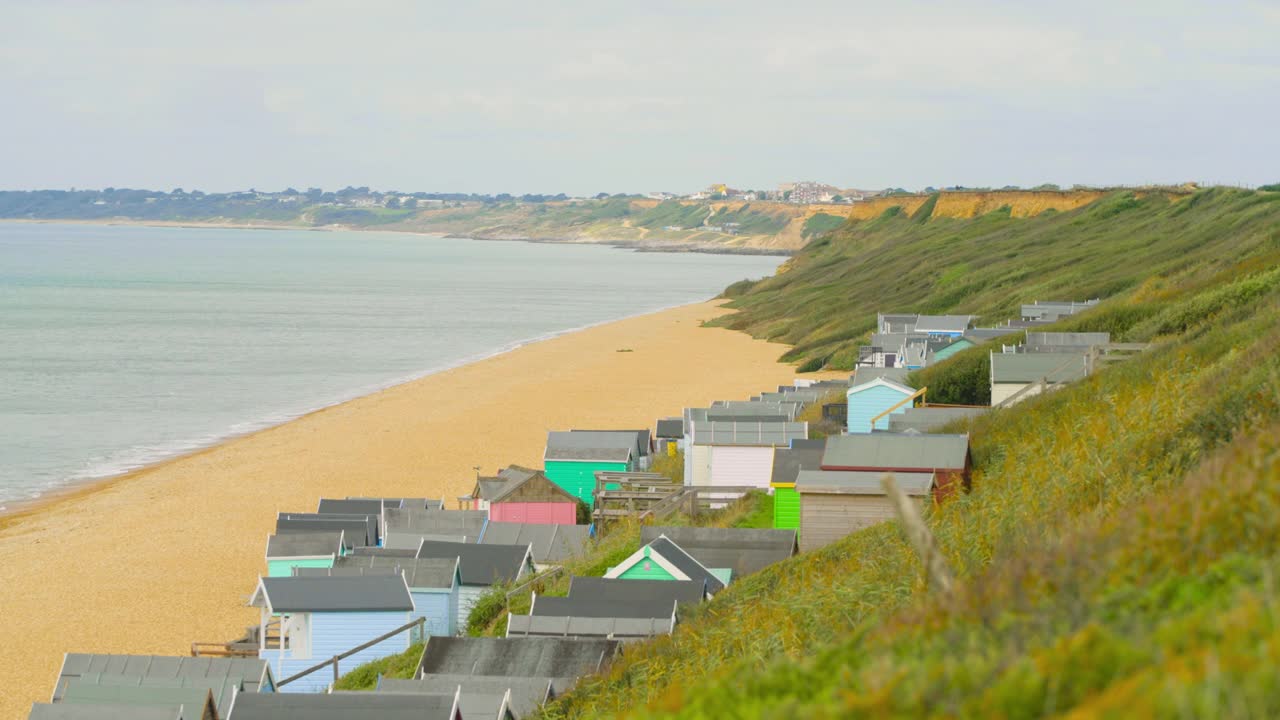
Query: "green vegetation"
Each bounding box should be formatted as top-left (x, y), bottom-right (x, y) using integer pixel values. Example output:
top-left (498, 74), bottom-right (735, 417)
top-left (332, 642), bottom-right (424, 691)
top-left (801, 212), bottom-right (847, 239)
top-left (651, 449), bottom-right (685, 484)
top-left (534, 188), bottom-right (1280, 718)
top-left (711, 188), bottom-right (1280, 370)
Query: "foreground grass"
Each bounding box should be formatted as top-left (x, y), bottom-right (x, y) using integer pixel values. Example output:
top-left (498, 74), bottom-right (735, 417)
top-left (537, 208), bottom-right (1280, 716)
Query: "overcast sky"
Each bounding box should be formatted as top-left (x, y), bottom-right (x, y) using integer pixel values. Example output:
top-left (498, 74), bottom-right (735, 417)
top-left (2, 1), bottom-right (1277, 195)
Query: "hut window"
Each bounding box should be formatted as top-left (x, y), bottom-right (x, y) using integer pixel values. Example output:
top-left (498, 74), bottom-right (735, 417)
top-left (643, 560), bottom-right (651, 571)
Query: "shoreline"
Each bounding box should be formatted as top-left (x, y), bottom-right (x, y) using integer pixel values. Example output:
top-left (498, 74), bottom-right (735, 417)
top-left (0, 300), bottom-right (843, 718)
top-left (0, 297), bottom-right (726, 522)
top-left (0, 217), bottom-right (795, 256)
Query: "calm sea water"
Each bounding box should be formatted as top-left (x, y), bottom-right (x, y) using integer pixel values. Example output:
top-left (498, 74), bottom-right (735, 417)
top-left (0, 223), bottom-right (781, 507)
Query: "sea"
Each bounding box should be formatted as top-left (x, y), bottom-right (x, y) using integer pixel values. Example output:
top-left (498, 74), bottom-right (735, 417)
top-left (0, 223), bottom-right (782, 508)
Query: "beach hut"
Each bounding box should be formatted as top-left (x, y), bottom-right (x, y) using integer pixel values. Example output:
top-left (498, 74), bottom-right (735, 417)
top-left (913, 315), bottom-right (974, 337)
top-left (845, 376), bottom-right (917, 433)
top-left (276, 512), bottom-right (377, 548)
top-left (506, 613), bottom-right (675, 643)
top-left (377, 674), bottom-right (554, 720)
top-left (27, 703), bottom-right (194, 720)
top-left (686, 421), bottom-right (808, 498)
top-left (820, 432), bottom-right (972, 499)
top-left (49, 653), bottom-right (274, 717)
top-left (232, 691), bottom-right (463, 720)
top-left (471, 469), bottom-right (579, 525)
top-left (542, 432), bottom-right (638, 505)
top-left (39, 684), bottom-right (218, 720)
top-left (264, 531), bottom-right (346, 578)
top-left (532, 576), bottom-right (707, 618)
top-left (990, 351), bottom-right (1089, 406)
top-left (479, 522), bottom-right (591, 570)
top-left (603, 535), bottom-right (728, 591)
top-left (769, 439), bottom-right (825, 531)
top-left (383, 509), bottom-right (488, 545)
top-left (414, 540), bottom-right (536, 631)
top-left (416, 637), bottom-right (621, 696)
top-left (328, 555), bottom-right (462, 638)
top-left (639, 526), bottom-right (799, 579)
top-left (794, 469), bottom-right (935, 551)
top-left (655, 418), bottom-right (684, 456)
top-left (249, 574), bottom-right (416, 693)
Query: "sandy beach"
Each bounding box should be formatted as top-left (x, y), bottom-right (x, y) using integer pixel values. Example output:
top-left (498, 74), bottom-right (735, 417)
top-left (0, 300), bottom-right (838, 716)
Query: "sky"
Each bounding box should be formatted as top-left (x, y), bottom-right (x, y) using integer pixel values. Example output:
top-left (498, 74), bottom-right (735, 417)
top-left (1, 1), bottom-right (1277, 195)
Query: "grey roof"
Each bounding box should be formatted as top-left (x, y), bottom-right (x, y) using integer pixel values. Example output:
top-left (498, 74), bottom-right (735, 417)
top-left (277, 513), bottom-right (377, 546)
top-left (913, 315), bottom-right (973, 333)
top-left (331, 555), bottom-right (460, 589)
top-left (795, 469), bottom-right (935, 495)
top-left (378, 675), bottom-right (554, 719)
top-left (532, 577), bottom-right (704, 618)
top-left (543, 446), bottom-right (632, 462)
top-left (568, 429), bottom-right (650, 456)
top-left (689, 402), bottom-right (798, 424)
top-left (850, 366), bottom-right (911, 386)
top-left (474, 479), bottom-right (511, 501)
top-left (821, 433), bottom-right (970, 470)
top-left (639, 526), bottom-right (799, 577)
top-left (791, 438), bottom-right (827, 450)
top-left (1021, 300), bottom-right (1099, 320)
top-left (690, 421), bottom-right (807, 447)
top-left (351, 546), bottom-right (419, 558)
top-left (252, 575), bottom-right (413, 613)
top-left (642, 537), bottom-right (725, 593)
top-left (770, 445), bottom-right (824, 485)
top-left (888, 406), bottom-right (987, 433)
top-left (655, 418), bottom-right (684, 438)
top-left (417, 637), bottom-right (618, 693)
top-left (265, 531), bottom-right (345, 559)
top-left (480, 523), bottom-right (590, 565)
top-left (384, 532), bottom-right (476, 549)
top-left (869, 332), bottom-right (922, 351)
top-left (232, 691), bottom-right (459, 720)
top-left (1025, 331), bottom-right (1110, 347)
top-left (990, 352), bottom-right (1088, 384)
top-left (507, 614), bottom-right (673, 641)
top-left (293, 566), bottom-right (401, 578)
top-left (56, 682), bottom-right (215, 720)
top-left (349, 497), bottom-right (443, 510)
top-left (385, 509), bottom-right (487, 537)
top-left (544, 431), bottom-right (642, 462)
top-left (964, 327), bottom-right (1019, 342)
top-left (415, 540), bottom-right (531, 586)
top-left (317, 498), bottom-right (388, 517)
top-left (53, 654), bottom-right (274, 709)
top-left (28, 705), bottom-right (186, 720)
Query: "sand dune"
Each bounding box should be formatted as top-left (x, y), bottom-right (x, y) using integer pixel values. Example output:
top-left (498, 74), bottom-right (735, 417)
top-left (0, 301), bottom-right (839, 717)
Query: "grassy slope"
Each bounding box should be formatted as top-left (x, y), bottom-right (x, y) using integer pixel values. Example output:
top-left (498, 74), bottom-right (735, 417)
top-left (535, 189), bottom-right (1280, 718)
top-left (713, 189), bottom-right (1280, 369)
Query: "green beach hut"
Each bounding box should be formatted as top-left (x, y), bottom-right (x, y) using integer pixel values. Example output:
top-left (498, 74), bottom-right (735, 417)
top-left (542, 431), bottom-right (639, 505)
top-left (769, 440), bottom-right (826, 531)
top-left (263, 531), bottom-right (346, 577)
top-left (603, 535), bottom-right (728, 592)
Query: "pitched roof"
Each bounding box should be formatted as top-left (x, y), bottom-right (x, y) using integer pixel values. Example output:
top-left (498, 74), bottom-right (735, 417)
top-left (53, 654), bottom-right (274, 708)
top-left (331, 555), bottom-right (460, 589)
top-left (605, 537), bottom-right (725, 593)
top-left (480, 523), bottom-right (590, 565)
top-left (689, 421), bottom-right (807, 447)
top-left (56, 682), bottom-right (215, 720)
top-left (850, 367), bottom-right (911, 386)
top-left (416, 637), bottom-right (620, 691)
top-left (506, 614), bottom-right (674, 641)
top-left (265, 531), bottom-right (345, 558)
top-left (317, 498), bottom-right (387, 518)
top-left (532, 577), bottom-right (704, 618)
top-left (27, 704), bottom-right (185, 720)
top-left (794, 469), bottom-right (935, 495)
top-left (639, 526), bottom-right (799, 578)
top-left (1025, 331), bottom-right (1111, 347)
top-left (821, 433), bottom-right (970, 471)
top-left (990, 352), bottom-right (1088, 384)
top-left (384, 532), bottom-right (476, 549)
top-left (543, 446), bottom-right (632, 462)
top-left (655, 418), bottom-right (684, 438)
top-left (276, 513), bottom-right (376, 546)
top-left (377, 674), bottom-right (554, 719)
top-left (568, 429), bottom-right (650, 455)
top-left (847, 375), bottom-right (915, 396)
top-left (913, 315), bottom-right (973, 333)
top-left (231, 691), bottom-right (460, 720)
top-left (474, 479), bottom-right (511, 501)
top-left (480, 471), bottom-right (576, 505)
top-left (770, 445), bottom-right (824, 485)
top-left (251, 575), bottom-right (413, 613)
top-left (888, 406), bottom-right (987, 433)
top-left (415, 540), bottom-right (531, 586)
top-left (349, 497), bottom-right (444, 510)
top-left (964, 327), bottom-right (1019, 343)
top-left (384, 509), bottom-right (487, 537)
top-left (545, 430), bottom-right (640, 453)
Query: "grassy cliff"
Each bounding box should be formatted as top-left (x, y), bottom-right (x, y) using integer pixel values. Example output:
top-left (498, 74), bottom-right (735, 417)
top-left (534, 187), bottom-right (1280, 718)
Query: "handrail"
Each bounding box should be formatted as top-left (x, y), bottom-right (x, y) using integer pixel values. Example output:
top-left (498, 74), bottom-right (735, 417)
top-left (869, 386), bottom-right (927, 427)
top-left (275, 616), bottom-right (426, 688)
